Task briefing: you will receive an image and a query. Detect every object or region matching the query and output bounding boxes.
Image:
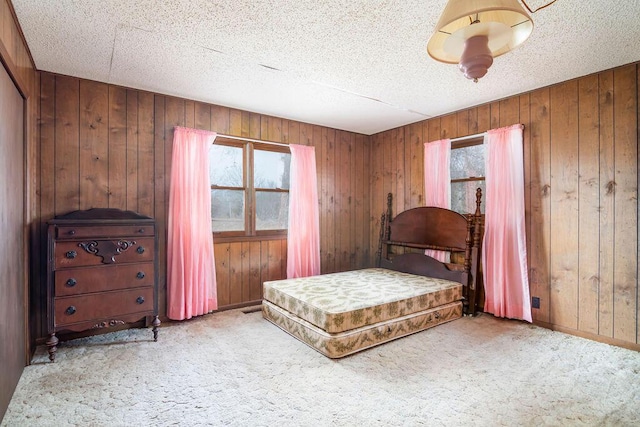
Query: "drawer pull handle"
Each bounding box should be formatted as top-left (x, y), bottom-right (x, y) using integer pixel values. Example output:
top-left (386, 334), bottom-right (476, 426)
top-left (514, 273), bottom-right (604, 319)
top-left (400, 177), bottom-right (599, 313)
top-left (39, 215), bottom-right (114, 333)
top-left (136, 296), bottom-right (145, 305)
top-left (136, 271), bottom-right (145, 279)
top-left (65, 306), bottom-right (77, 316)
top-left (138, 228), bottom-right (145, 233)
top-left (137, 246), bottom-right (145, 254)
top-left (66, 278), bottom-right (77, 287)
top-left (68, 229), bottom-right (76, 235)
top-left (65, 250), bottom-right (77, 259)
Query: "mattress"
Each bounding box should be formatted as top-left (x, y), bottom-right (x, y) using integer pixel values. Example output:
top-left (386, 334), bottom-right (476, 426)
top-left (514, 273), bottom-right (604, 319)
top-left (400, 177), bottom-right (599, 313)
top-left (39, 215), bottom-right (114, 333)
top-left (263, 268), bottom-right (462, 334)
top-left (263, 299), bottom-right (462, 359)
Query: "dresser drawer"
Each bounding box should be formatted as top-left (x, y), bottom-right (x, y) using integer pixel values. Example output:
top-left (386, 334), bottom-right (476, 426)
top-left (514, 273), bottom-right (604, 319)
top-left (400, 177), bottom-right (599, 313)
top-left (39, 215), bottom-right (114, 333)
top-left (54, 262), bottom-right (154, 297)
top-left (54, 237), bottom-right (155, 269)
top-left (56, 225), bottom-right (154, 240)
top-left (55, 287), bottom-right (154, 326)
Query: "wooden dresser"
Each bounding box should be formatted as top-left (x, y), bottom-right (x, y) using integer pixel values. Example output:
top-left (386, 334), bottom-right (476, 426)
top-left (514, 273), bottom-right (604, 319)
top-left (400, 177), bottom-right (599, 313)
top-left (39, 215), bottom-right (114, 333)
top-left (46, 208), bottom-right (160, 362)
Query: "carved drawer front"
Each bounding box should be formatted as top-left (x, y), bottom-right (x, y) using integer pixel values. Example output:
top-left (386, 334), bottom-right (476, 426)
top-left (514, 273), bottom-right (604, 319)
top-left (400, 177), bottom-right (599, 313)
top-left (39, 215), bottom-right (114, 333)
top-left (54, 287), bottom-right (154, 327)
top-left (54, 237), bottom-right (155, 269)
top-left (54, 262), bottom-right (154, 297)
top-left (56, 225), bottom-right (155, 239)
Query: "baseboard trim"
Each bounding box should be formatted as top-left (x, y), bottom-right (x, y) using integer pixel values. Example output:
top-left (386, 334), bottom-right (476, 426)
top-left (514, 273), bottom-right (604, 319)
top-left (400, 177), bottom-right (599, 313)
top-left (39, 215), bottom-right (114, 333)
top-left (534, 320), bottom-right (640, 352)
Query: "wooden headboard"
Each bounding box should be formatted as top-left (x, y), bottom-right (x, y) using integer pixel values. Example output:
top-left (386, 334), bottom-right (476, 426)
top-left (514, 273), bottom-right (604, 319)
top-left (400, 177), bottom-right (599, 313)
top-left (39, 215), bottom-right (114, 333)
top-left (376, 189), bottom-right (483, 315)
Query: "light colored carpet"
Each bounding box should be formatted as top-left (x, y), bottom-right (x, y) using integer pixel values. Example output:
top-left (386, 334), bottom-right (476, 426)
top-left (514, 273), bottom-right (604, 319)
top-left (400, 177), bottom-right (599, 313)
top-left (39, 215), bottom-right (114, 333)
top-left (3, 308), bottom-right (639, 426)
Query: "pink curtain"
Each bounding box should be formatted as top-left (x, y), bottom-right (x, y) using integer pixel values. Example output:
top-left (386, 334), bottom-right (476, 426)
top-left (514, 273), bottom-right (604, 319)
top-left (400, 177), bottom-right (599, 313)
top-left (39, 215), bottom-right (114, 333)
top-left (424, 139), bottom-right (451, 262)
top-left (482, 124), bottom-right (531, 322)
top-left (287, 144), bottom-right (321, 278)
top-left (167, 127), bottom-right (218, 320)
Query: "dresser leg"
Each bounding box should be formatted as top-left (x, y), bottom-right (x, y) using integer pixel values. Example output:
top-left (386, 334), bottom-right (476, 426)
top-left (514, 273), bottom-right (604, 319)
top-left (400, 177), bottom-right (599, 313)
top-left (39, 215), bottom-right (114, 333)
top-left (152, 316), bottom-right (161, 341)
top-left (46, 333), bottom-right (59, 362)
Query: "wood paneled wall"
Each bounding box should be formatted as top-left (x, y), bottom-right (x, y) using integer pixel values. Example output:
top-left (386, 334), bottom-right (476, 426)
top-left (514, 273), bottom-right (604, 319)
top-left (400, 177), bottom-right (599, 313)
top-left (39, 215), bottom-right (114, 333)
top-left (0, 0), bottom-right (38, 418)
top-left (34, 72), bottom-right (371, 340)
top-left (369, 63), bottom-right (640, 349)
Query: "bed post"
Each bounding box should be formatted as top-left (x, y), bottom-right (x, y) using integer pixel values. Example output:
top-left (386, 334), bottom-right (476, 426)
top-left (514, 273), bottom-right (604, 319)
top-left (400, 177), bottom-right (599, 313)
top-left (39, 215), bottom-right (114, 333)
top-left (376, 193), bottom-right (393, 267)
top-left (376, 212), bottom-right (386, 267)
top-left (463, 215), bottom-right (473, 316)
top-left (468, 188), bottom-right (484, 316)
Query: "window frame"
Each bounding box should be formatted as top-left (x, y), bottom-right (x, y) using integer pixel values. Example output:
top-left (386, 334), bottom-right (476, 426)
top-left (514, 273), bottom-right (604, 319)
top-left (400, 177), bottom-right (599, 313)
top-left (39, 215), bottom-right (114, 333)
top-left (450, 137), bottom-right (485, 214)
top-left (211, 137), bottom-right (290, 241)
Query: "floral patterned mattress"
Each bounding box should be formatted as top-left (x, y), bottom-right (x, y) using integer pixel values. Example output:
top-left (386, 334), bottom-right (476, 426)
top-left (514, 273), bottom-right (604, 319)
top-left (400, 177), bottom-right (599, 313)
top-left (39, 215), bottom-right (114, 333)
top-left (263, 268), bottom-right (462, 334)
top-left (262, 268), bottom-right (464, 358)
top-left (262, 299), bottom-right (462, 358)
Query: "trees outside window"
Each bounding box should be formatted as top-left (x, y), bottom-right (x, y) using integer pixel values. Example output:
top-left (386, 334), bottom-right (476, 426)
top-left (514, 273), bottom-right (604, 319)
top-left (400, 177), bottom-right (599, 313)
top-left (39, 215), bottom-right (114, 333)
top-left (450, 138), bottom-right (485, 214)
top-left (210, 137), bottom-right (290, 238)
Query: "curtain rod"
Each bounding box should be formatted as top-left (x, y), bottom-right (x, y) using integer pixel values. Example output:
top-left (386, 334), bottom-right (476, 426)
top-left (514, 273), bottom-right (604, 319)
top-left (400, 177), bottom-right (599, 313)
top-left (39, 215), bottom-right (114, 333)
top-left (450, 124), bottom-right (525, 143)
top-left (450, 132), bottom-right (486, 143)
top-left (216, 133), bottom-right (290, 148)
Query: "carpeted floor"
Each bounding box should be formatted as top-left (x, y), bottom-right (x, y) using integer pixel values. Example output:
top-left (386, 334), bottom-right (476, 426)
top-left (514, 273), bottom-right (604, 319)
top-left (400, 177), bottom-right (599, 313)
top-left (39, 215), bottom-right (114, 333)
top-left (3, 308), bottom-right (640, 426)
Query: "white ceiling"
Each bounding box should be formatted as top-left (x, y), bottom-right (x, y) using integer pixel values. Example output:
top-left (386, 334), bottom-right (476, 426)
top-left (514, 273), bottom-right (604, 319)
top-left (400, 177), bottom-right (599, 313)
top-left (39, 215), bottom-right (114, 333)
top-left (12, 0), bottom-right (640, 135)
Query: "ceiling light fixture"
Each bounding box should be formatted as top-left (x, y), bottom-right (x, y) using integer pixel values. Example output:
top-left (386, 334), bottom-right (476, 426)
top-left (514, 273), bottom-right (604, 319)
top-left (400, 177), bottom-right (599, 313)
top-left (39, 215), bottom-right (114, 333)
top-left (427, 0), bottom-right (554, 82)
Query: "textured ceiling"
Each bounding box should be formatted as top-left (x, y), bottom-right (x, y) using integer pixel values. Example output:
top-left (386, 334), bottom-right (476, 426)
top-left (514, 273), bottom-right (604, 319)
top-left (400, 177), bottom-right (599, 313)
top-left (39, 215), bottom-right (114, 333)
top-left (12, 0), bottom-right (640, 135)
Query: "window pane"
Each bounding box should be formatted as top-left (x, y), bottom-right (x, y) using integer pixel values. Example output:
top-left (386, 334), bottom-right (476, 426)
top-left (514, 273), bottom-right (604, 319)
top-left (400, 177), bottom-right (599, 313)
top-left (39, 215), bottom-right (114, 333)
top-left (211, 189), bottom-right (244, 231)
top-left (210, 144), bottom-right (243, 187)
top-left (451, 144), bottom-right (485, 180)
top-left (254, 150), bottom-right (291, 189)
top-left (451, 180), bottom-right (486, 214)
top-left (256, 191), bottom-right (289, 230)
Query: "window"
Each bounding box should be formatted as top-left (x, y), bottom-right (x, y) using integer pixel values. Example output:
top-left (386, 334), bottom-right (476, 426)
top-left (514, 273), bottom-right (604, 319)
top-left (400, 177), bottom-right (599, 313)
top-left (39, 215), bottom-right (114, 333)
top-left (210, 137), bottom-right (291, 238)
top-left (450, 138), bottom-right (485, 214)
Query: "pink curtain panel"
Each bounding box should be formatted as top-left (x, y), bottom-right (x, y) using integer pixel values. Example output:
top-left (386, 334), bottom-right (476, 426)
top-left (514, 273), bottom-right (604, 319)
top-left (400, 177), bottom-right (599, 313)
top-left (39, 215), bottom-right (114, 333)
top-left (287, 144), bottom-right (321, 278)
top-left (424, 138), bottom-right (451, 263)
top-left (167, 127), bottom-right (218, 320)
top-left (482, 124), bottom-right (532, 322)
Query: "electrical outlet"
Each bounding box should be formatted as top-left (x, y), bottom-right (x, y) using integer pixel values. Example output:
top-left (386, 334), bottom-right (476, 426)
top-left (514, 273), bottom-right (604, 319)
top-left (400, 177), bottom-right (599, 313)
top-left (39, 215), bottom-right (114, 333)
top-left (532, 296), bottom-right (540, 309)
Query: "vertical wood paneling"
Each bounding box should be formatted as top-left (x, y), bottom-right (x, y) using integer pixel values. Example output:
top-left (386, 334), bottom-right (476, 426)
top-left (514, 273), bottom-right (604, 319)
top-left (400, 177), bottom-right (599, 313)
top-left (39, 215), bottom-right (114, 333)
top-left (267, 240), bottom-right (281, 281)
top-left (214, 243), bottom-right (230, 307)
top-left (137, 92), bottom-right (155, 218)
top-left (108, 86), bottom-right (127, 210)
top-left (408, 123), bottom-right (423, 207)
top-left (153, 95), bottom-right (166, 318)
top-left (468, 107), bottom-right (479, 135)
top-left (369, 133), bottom-right (382, 265)
top-left (355, 133), bottom-right (367, 268)
top-left (598, 70), bottom-right (615, 337)
top-left (637, 66), bottom-right (640, 345)
top-left (195, 102), bottom-right (211, 131)
top-left (211, 105), bottom-right (230, 134)
top-left (457, 110), bottom-right (470, 136)
top-left (577, 75), bottom-right (600, 334)
top-left (184, 100), bottom-right (194, 128)
top-left (499, 96), bottom-right (520, 127)
top-left (612, 65), bottom-right (637, 343)
top-left (324, 128), bottom-right (336, 272)
top-left (441, 114), bottom-right (457, 139)
top-left (394, 128), bottom-right (406, 214)
top-left (229, 243), bottom-right (243, 305)
top-left (79, 80), bottom-right (109, 210)
top-left (249, 112), bottom-right (260, 139)
top-left (125, 90), bottom-right (139, 212)
top-left (229, 109), bottom-right (242, 136)
top-left (477, 104), bottom-right (491, 133)
top-left (529, 88), bottom-right (551, 322)
top-left (338, 131), bottom-right (351, 271)
top-left (54, 76), bottom-right (80, 215)
top-left (490, 101), bottom-right (500, 129)
top-left (549, 81), bottom-right (579, 329)
top-left (248, 241), bottom-right (261, 301)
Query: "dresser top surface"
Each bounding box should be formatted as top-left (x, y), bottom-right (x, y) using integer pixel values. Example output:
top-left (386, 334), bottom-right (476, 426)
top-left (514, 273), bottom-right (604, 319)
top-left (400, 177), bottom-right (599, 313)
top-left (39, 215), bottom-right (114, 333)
top-left (49, 208), bottom-right (154, 225)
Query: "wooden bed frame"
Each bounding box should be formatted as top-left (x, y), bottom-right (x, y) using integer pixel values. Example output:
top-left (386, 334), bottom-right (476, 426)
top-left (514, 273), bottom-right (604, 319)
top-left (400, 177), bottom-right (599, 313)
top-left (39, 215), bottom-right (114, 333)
top-left (376, 189), bottom-right (483, 316)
